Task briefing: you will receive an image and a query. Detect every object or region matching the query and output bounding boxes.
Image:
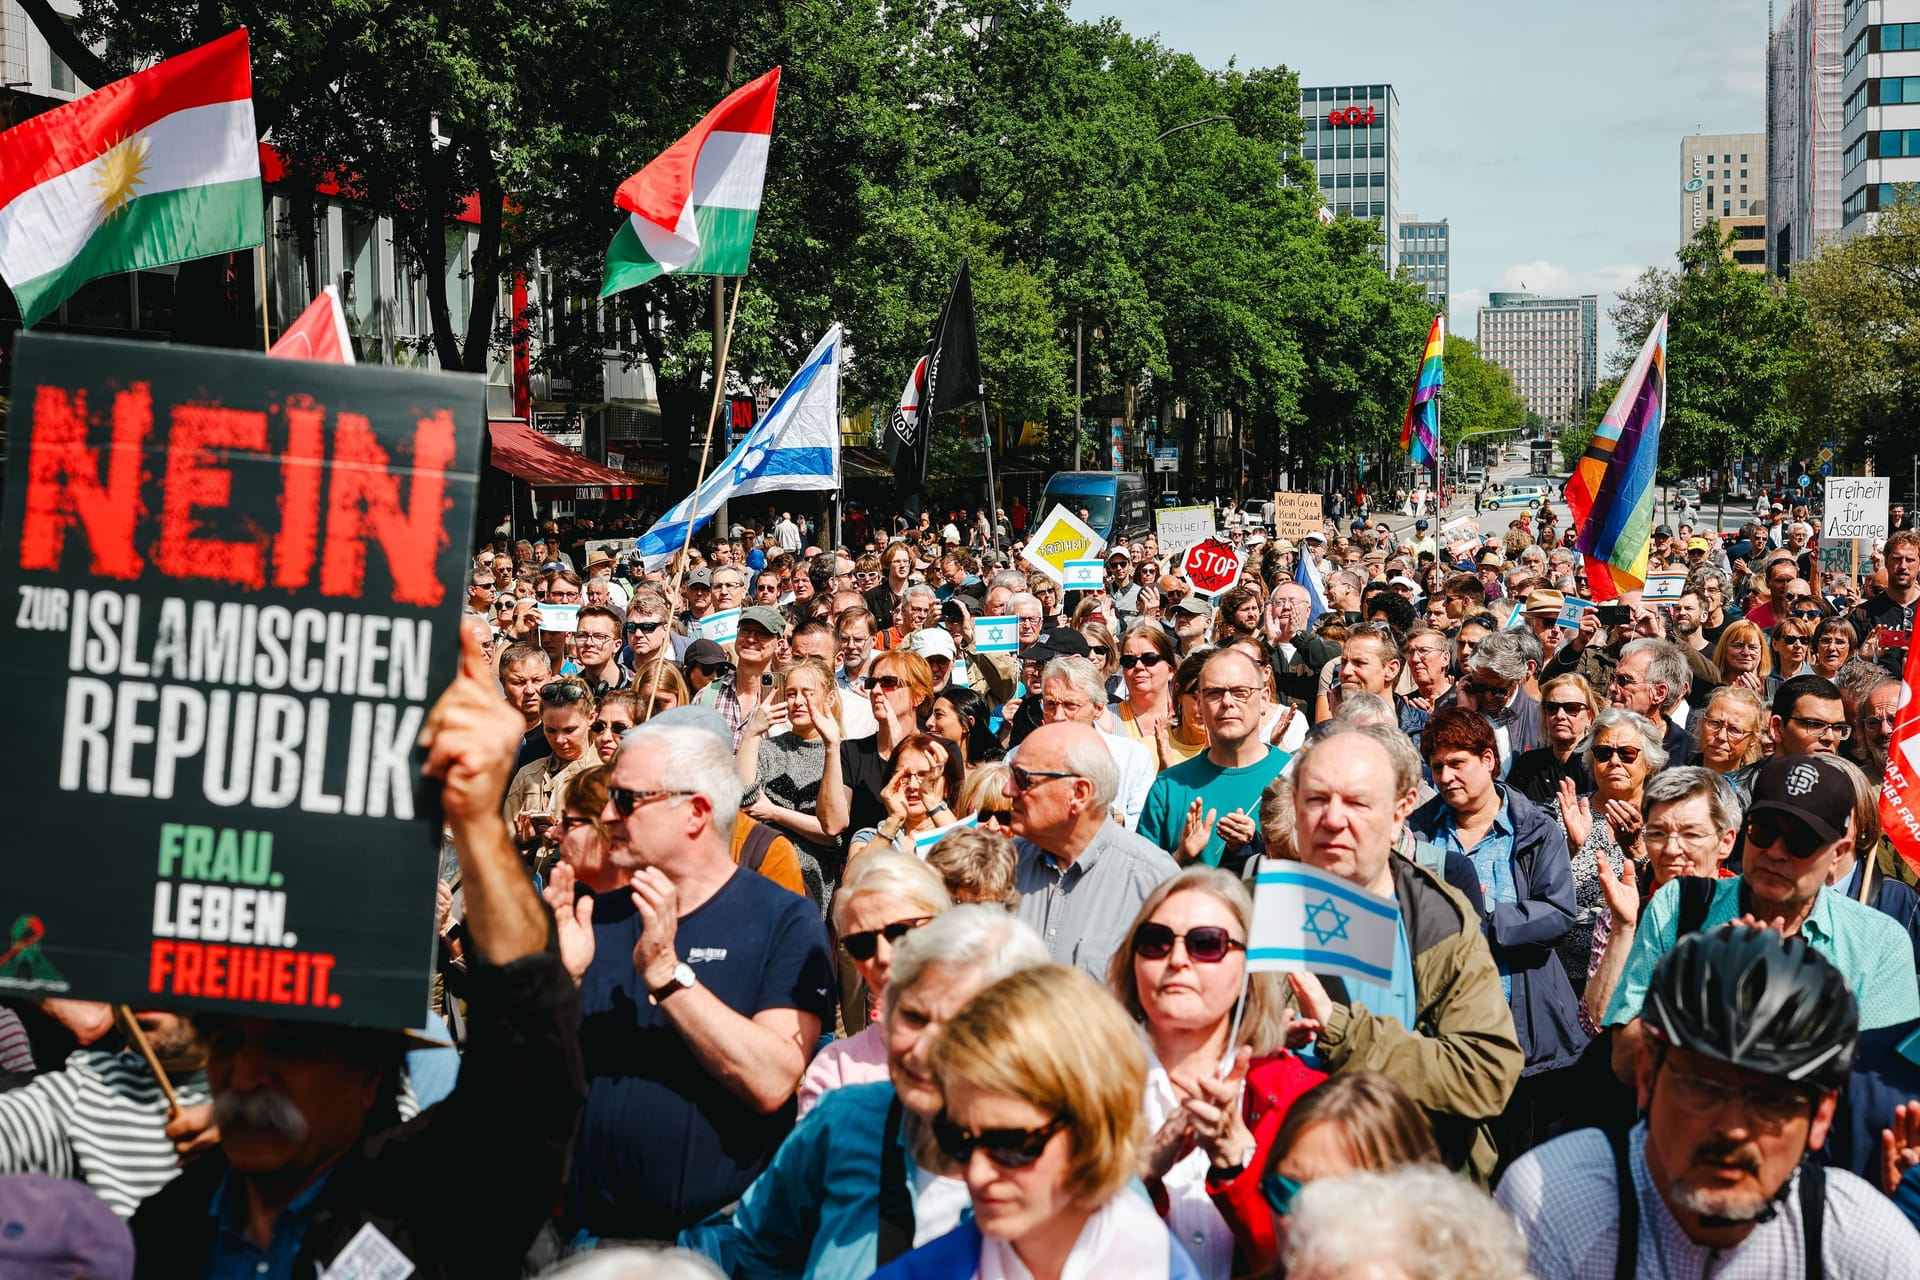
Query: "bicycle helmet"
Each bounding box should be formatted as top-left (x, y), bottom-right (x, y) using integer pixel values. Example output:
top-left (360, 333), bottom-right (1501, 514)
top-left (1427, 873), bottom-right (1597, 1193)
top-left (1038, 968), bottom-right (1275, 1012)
top-left (1641, 923), bottom-right (1857, 1091)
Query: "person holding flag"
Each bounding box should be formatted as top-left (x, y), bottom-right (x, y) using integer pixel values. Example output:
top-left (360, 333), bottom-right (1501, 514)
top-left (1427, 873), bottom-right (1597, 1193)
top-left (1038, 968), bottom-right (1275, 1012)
top-left (1566, 316), bottom-right (1666, 602)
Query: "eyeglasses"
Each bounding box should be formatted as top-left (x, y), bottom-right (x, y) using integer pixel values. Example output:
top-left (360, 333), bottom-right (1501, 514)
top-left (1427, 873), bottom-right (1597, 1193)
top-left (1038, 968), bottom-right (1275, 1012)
top-left (1542, 700), bottom-right (1589, 718)
top-left (1699, 716), bottom-right (1754, 741)
top-left (975, 808), bottom-right (1013, 825)
top-left (1089, 645), bottom-right (1110, 658)
top-left (932, 1112), bottom-right (1070, 1170)
top-left (591, 719), bottom-right (635, 737)
top-left (1778, 635), bottom-right (1811, 648)
top-left (1040, 697), bottom-right (1091, 717)
top-left (841, 917), bottom-right (931, 961)
top-left (1131, 922), bottom-right (1245, 963)
top-left (1463, 679), bottom-right (1515, 703)
top-left (575, 630), bottom-right (619, 645)
top-left (1263, 1172), bottom-right (1305, 1217)
top-left (1863, 713), bottom-right (1901, 730)
top-left (1120, 652), bottom-right (1170, 670)
top-left (606, 786), bottom-right (698, 816)
top-left (1659, 1063), bottom-right (1810, 1133)
top-left (1744, 816), bottom-right (1826, 859)
top-left (1787, 714), bottom-right (1850, 740)
top-left (860, 675), bottom-right (907, 693)
top-left (1407, 645), bottom-right (1449, 659)
top-left (1591, 743), bottom-right (1642, 764)
top-left (1200, 685), bottom-right (1258, 705)
top-left (1009, 764), bottom-right (1080, 791)
top-left (1644, 826), bottom-right (1719, 850)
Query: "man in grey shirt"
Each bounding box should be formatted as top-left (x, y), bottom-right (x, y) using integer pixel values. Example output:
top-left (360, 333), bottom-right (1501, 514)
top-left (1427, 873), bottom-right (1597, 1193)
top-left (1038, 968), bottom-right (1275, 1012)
top-left (1008, 722), bottom-right (1178, 979)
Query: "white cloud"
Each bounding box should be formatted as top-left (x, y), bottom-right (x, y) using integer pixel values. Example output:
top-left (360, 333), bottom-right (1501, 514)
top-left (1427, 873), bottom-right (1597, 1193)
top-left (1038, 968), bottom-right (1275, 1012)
top-left (1453, 260), bottom-right (1651, 368)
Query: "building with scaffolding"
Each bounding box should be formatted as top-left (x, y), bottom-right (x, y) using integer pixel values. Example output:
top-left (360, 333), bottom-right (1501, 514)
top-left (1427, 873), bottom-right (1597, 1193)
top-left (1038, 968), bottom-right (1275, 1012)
top-left (1767, 0), bottom-right (1845, 274)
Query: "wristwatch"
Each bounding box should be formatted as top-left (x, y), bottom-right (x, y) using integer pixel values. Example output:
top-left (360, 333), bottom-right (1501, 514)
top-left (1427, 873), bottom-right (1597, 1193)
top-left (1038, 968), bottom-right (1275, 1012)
top-left (648, 962), bottom-right (697, 1005)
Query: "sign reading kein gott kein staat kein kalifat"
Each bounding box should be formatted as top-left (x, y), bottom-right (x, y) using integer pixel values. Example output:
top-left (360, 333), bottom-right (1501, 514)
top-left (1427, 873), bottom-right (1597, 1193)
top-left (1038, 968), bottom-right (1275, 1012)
top-left (0, 333), bottom-right (483, 1029)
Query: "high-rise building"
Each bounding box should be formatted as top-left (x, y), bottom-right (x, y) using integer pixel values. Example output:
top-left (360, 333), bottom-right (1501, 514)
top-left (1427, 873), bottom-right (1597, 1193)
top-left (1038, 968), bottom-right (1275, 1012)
top-left (1474, 293), bottom-right (1599, 428)
top-left (1836, 0), bottom-right (1920, 237)
top-left (1296, 85), bottom-right (1402, 271)
top-left (1396, 215), bottom-right (1449, 313)
top-left (1767, 0), bottom-right (1845, 274)
top-left (1680, 133), bottom-right (1766, 243)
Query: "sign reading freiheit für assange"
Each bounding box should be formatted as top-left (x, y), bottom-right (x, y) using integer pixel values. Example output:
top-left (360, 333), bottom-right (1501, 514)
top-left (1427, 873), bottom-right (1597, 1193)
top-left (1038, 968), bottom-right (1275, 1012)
top-left (0, 334), bottom-right (482, 1028)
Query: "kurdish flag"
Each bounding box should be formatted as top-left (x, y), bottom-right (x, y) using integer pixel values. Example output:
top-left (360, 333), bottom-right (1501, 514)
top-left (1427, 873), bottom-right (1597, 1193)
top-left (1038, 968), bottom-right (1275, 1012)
top-left (1398, 314), bottom-right (1443, 466)
top-left (1569, 313), bottom-right (1667, 601)
top-left (601, 68), bottom-right (781, 297)
top-left (0, 29), bottom-right (261, 327)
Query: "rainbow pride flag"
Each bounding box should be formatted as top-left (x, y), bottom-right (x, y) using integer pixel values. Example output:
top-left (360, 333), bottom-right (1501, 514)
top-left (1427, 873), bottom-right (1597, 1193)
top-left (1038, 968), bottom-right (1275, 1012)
top-left (1569, 314), bottom-right (1666, 601)
top-left (1398, 315), bottom-right (1443, 466)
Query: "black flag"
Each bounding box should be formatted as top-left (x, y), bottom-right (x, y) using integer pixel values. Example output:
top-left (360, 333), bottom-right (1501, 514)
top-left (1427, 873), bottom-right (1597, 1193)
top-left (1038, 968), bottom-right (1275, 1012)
top-left (885, 262), bottom-right (983, 519)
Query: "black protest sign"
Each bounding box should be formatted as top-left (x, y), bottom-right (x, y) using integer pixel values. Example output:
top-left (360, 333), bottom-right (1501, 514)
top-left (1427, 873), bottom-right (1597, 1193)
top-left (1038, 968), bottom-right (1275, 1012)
top-left (0, 333), bottom-right (482, 1028)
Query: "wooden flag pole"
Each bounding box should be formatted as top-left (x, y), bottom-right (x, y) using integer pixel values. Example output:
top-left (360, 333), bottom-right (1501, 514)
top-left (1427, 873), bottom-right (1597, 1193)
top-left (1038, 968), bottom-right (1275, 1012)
top-left (115, 1005), bottom-right (181, 1118)
top-left (643, 276), bottom-right (744, 716)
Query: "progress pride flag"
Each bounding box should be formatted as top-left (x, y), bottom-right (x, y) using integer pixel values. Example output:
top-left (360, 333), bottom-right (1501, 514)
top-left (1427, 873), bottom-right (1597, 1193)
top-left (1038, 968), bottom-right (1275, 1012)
top-left (1879, 634), bottom-right (1920, 881)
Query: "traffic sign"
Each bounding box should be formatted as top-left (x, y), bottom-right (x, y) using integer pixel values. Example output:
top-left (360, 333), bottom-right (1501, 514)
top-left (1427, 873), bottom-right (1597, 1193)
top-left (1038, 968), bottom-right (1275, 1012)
top-left (1798, 474), bottom-right (1812, 489)
top-left (1023, 505), bottom-right (1105, 586)
top-left (1180, 537), bottom-right (1245, 598)
top-left (1153, 448), bottom-right (1178, 473)
top-left (1820, 462), bottom-right (1833, 477)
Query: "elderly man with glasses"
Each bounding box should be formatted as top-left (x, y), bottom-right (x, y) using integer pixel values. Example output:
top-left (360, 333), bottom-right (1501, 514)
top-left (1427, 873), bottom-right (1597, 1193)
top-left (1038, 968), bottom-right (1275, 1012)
top-left (1605, 755), bottom-right (1920, 1085)
top-left (1451, 631), bottom-right (1545, 772)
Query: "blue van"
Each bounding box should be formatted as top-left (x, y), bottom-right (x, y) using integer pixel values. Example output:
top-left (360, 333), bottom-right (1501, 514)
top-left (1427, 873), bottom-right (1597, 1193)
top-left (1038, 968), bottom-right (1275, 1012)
top-left (1038, 471), bottom-right (1151, 545)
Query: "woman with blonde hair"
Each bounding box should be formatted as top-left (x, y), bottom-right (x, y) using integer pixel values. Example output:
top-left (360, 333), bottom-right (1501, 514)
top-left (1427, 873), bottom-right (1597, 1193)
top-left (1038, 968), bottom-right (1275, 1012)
top-left (1077, 618), bottom-right (1122, 700)
top-left (1696, 684), bottom-right (1767, 801)
top-left (799, 853), bottom-right (951, 1114)
top-left (1711, 618), bottom-right (1772, 698)
top-left (1110, 868), bottom-right (1324, 1280)
top-left (739, 657), bottom-right (849, 886)
top-left (874, 966), bottom-right (1206, 1279)
top-left (1505, 673), bottom-right (1599, 806)
top-left (1115, 623), bottom-right (1181, 751)
top-left (1769, 616), bottom-right (1816, 687)
top-left (955, 761), bottom-right (1015, 840)
top-left (632, 660), bottom-right (691, 719)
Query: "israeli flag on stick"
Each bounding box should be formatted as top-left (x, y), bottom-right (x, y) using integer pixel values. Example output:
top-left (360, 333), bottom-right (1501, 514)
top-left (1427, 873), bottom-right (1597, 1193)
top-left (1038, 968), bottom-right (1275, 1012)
top-left (914, 815), bottom-right (978, 857)
top-left (639, 324), bottom-right (843, 569)
top-left (1247, 859), bottom-right (1400, 986)
top-left (1294, 546), bottom-right (1329, 631)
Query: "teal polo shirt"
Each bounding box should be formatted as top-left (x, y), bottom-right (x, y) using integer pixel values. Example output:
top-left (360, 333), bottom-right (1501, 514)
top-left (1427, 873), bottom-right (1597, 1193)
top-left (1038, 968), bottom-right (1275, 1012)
top-left (1137, 746), bottom-right (1290, 867)
top-left (1604, 878), bottom-right (1920, 1031)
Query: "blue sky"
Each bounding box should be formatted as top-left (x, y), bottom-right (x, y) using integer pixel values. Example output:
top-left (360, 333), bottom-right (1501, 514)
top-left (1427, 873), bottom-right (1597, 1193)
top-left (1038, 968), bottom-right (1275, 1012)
top-left (1090, 0), bottom-right (1769, 362)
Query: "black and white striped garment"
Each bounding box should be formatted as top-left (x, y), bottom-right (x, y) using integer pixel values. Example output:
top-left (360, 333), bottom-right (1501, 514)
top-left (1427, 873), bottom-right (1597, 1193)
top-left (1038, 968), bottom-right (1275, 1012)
top-left (0, 1050), bottom-right (208, 1218)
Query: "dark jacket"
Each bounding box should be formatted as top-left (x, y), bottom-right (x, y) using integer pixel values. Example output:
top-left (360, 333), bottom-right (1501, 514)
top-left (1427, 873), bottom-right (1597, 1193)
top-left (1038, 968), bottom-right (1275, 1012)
top-left (1408, 786), bottom-right (1587, 1079)
top-left (1506, 747), bottom-right (1592, 808)
top-left (131, 941), bottom-right (584, 1280)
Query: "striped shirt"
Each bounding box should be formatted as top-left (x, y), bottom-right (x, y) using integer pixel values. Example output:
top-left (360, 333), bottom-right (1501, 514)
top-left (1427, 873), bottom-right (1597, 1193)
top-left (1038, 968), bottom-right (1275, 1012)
top-left (0, 1050), bottom-right (209, 1218)
top-left (1497, 1123), bottom-right (1920, 1278)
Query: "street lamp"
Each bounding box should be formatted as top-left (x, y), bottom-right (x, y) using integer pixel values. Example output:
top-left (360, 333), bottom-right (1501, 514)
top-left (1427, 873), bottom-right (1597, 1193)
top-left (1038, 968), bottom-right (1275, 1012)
top-left (1075, 114), bottom-right (1234, 470)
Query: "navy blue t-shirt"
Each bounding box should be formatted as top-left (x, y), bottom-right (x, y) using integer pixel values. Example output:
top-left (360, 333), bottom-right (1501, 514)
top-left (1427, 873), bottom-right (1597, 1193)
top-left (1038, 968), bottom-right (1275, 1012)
top-left (571, 867), bottom-right (834, 1240)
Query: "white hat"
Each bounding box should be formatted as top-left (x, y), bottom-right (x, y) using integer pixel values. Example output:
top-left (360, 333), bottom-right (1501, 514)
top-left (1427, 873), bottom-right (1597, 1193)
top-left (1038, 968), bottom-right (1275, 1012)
top-left (906, 628), bottom-right (957, 660)
top-left (1389, 575), bottom-right (1421, 593)
top-left (1301, 529), bottom-right (1328, 544)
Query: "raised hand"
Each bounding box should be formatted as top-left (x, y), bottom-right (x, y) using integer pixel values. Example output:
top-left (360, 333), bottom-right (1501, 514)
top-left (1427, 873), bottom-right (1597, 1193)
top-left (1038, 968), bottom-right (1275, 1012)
top-left (1881, 1100), bottom-right (1920, 1197)
top-left (1216, 808), bottom-right (1257, 852)
top-left (1594, 848), bottom-right (1639, 929)
top-left (1287, 971), bottom-right (1333, 1027)
top-left (541, 861), bottom-right (597, 983)
top-left (1603, 797), bottom-right (1644, 851)
top-left (1558, 778), bottom-right (1593, 851)
top-left (1183, 1046), bottom-right (1255, 1170)
top-left (1177, 797), bottom-right (1218, 864)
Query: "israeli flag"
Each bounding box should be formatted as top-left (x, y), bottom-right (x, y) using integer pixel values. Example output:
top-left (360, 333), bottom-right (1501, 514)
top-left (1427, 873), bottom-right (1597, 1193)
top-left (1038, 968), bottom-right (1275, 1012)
top-left (639, 325), bottom-right (843, 569)
top-left (1247, 860), bottom-right (1399, 986)
top-left (1294, 546), bottom-right (1329, 631)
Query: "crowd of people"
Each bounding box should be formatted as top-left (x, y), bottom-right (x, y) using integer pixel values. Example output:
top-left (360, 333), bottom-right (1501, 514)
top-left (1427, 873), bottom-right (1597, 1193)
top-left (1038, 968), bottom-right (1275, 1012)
top-left (4, 492), bottom-right (1920, 1279)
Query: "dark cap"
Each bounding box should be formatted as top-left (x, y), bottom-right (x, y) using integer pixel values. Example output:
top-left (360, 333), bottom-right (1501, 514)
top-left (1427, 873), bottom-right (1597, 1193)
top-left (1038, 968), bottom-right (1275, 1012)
top-left (1747, 755), bottom-right (1855, 845)
top-left (1020, 627), bottom-right (1092, 663)
top-left (1171, 596), bottom-right (1212, 618)
top-left (1415, 518), bottom-right (1430, 529)
top-left (684, 638), bottom-right (732, 669)
top-left (1654, 524), bottom-right (1674, 538)
top-left (738, 605), bottom-right (787, 636)
top-left (684, 568), bottom-right (713, 587)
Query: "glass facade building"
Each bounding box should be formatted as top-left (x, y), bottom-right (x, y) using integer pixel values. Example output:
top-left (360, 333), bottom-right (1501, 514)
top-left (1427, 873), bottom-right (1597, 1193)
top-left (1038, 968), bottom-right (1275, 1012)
top-left (1296, 84), bottom-right (1401, 271)
top-left (1836, 0), bottom-right (1920, 239)
top-left (1396, 216), bottom-right (1448, 313)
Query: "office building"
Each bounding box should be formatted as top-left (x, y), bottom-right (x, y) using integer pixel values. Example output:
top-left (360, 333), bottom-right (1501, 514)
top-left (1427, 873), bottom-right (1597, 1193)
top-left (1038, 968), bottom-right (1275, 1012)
top-left (1767, 0), bottom-right (1845, 273)
top-left (1836, 0), bottom-right (1920, 237)
top-left (1297, 84), bottom-right (1402, 271)
top-left (1396, 215), bottom-right (1449, 313)
top-left (1680, 133), bottom-right (1766, 243)
top-left (1474, 293), bottom-right (1598, 428)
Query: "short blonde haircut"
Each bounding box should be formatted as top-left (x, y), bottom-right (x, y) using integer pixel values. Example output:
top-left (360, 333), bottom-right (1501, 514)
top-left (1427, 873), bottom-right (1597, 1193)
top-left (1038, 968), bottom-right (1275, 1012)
top-left (1107, 867), bottom-right (1290, 1056)
top-left (924, 828), bottom-right (1019, 907)
top-left (931, 965), bottom-right (1146, 1206)
top-left (957, 762), bottom-right (1012, 816)
top-left (830, 851), bottom-right (952, 934)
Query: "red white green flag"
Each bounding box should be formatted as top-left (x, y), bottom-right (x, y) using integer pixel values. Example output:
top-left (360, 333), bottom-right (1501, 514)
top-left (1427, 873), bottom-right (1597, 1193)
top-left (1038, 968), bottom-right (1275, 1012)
top-left (0, 29), bottom-right (262, 327)
top-left (600, 68), bottom-right (780, 297)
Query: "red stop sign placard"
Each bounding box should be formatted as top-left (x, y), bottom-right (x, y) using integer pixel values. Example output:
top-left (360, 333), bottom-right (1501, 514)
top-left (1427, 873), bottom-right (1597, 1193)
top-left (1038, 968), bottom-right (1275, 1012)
top-left (1180, 538), bottom-right (1244, 597)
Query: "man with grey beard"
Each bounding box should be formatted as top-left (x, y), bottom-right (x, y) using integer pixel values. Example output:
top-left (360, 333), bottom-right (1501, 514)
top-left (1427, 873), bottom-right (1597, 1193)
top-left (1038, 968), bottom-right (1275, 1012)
top-left (132, 625), bottom-right (585, 1278)
top-left (1852, 673), bottom-right (1900, 777)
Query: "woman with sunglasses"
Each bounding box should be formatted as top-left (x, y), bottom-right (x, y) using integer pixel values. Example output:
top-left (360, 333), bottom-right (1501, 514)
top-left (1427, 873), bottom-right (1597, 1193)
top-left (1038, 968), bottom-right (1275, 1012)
top-left (836, 649), bottom-right (935, 849)
top-left (1077, 619), bottom-right (1123, 702)
top-left (1256, 1073), bottom-right (1441, 1269)
top-left (589, 691), bottom-right (641, 764)
top-left (1505, 674), bottom-right (1598, 807)
top-left (1115, 624), bottom-right (1181, 755)
top-left (1710, 617), bottom-right (1772, 698)
top-left (1550, 709), bottom-right (1666, 994)
top-left (847, 732), bottom-right (966, 869)
top-left (1110, 869), bottom-right (1324, 1280)
top-left (925, 686), bottom-right (1003, 771)
top-left (704, 908), bottom-right (1052, 1280)
top-left (739, 657), bottom-right (850, 889)
top-left (874, 965), bottom-right (1206, 1280)
top-left (799, 853), bottom-right (951, 1115)
top-left (1811, 616), bottom-right (1858, 681)
top-left (1770, 617), bottom-right (1817, 686)
top-left (956, 762), bottom-right (1017, 840)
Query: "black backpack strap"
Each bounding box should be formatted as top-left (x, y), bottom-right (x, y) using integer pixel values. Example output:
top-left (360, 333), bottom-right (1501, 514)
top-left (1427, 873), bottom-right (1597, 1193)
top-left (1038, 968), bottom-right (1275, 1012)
top-left (876, 1095), bottom-right (915, 1266)
top-left (1675, 875), bottom-right (1718, 940)
top-left (1798, 1159), bottom-right (1824, 1280)
top-left (737, 820), bottom-right (777, 875)
top-left (1609, 1127), bottom-right (1639, 1280)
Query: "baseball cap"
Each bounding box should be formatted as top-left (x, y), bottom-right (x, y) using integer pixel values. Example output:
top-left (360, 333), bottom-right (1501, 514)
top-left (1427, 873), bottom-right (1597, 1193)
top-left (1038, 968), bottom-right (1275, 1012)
top-left (1107, 550), bottom-right (1132, 565)
top-left (1301, 529), bottom-right (1328, 544)
top-left (1415, 518), bottom-right (1430, 529)
top-left (1171, 597), bottom-right (1212, 618)
top-left (646, 705), bottom-right (735, 749)
top-left (907, 627), bottom-right (958, 660)
top-left (1273, 539), bottom-right (1296, 554)
top-left (1521, 588), bottom-right (1566, 616)
top-left (683, 639), bottom-right (732, 669)
top-left (684, 568), bottom-right (713, 587)
top-left (0, 1173), bottom-right (133, 1279)
top-left (1687, 536), bottom-right (1711, 553)
top-left (738, 605), bottom-right (787, 636)
top-left (1020, 627), bottom-right (1092, 663)
top-left (1747, 756), bottom-right (1854, 845)
top-left (1654, 524), bottom-right (1674, 538)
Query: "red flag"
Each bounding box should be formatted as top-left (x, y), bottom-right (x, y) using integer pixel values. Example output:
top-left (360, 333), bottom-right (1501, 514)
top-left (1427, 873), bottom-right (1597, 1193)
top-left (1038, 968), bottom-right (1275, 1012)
top-left (269, 286), bottom-right (354, 364)
top-left (1878, 636), bottom-right (1920, 880)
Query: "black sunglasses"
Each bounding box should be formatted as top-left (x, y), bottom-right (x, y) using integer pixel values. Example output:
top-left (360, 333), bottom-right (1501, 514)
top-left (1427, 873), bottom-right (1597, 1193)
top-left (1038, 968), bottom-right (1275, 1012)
top-left (1010, 764), bottom-right (1079, 791)
top-left (1591, 744), bottom-right (1642, 764)
top-left (1120, 652), bottom-right (1170, 670)
top-left (975, 808), bottom-right (1012, 824)
top-left (841, 917), bottom-right (931, 961)
top-left (1132, 922), bottom-right (1245, 963)
top-left (606, 786), bottom-right (697, 816)
top-left (932, 1112), bottom-right (1070, 1170)
top-left (1745, 816), bottom-right (1826, 860)
top-left (591, 719), bottom-right (634, 736)
top-left (625, 620), bottom-right (665, 635)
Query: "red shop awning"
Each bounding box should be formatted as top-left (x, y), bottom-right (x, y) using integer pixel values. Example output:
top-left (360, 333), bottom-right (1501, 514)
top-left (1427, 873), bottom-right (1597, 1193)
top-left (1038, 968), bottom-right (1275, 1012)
top-left (488, 420), bottom-right (643, 500)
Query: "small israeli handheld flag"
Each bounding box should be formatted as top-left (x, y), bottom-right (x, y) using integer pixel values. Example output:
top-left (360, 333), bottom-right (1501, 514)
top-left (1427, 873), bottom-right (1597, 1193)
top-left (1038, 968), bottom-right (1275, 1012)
top-left (1247, 859), bottom-right (1400, 985)
top-left (974, 617), bottom-right (1020, 654)
top-left (639, 325), bottom-right (843, 569)
top-left (914, 815), bottom-right (978, 857)
top-left (690, 609), bottom-right (740, 645)
top-left (1061, 559), bottom-right (1104, 590)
